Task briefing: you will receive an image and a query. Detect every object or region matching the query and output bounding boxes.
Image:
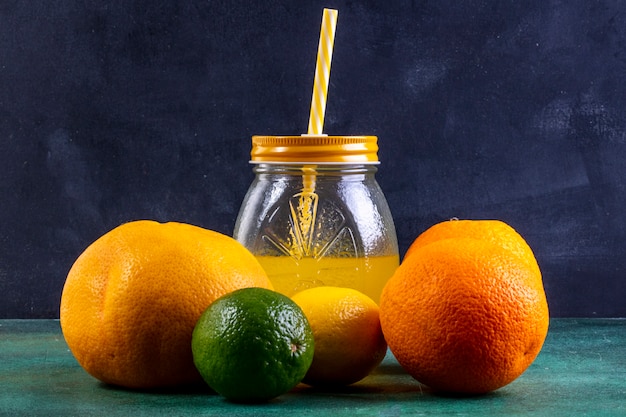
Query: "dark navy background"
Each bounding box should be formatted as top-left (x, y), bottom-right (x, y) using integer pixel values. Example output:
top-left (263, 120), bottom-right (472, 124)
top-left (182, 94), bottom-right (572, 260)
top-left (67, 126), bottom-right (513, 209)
top-left (2, 1), bottom-right (625, 318)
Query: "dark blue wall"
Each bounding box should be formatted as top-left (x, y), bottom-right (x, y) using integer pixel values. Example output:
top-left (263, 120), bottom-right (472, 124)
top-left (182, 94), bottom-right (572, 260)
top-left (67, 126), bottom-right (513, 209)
top-left (2, 1), bottom-right (625, 317)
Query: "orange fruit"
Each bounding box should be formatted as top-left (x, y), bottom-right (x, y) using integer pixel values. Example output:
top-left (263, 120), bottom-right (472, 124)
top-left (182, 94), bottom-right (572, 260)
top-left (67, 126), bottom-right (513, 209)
top-left (380, 220), bottom-right (549, 394)
top-left (59, 220), bottom-right (273, 389)
top-left (291, 286), bottom-right (387, 386)
top-left (404, 218), bottom-right (541, 277)
top-left (192, 287), bottom-right (314, 403)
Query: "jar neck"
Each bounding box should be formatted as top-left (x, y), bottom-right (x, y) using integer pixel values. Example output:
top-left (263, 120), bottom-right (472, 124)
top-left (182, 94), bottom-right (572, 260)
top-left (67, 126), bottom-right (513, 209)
top-left (252, 163), bottom-right (379, 176)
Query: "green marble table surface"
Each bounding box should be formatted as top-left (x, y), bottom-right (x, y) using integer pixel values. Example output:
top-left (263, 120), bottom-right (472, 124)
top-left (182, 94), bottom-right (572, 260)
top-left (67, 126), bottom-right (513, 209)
top-left (1, 319), bottom-right (624, 416)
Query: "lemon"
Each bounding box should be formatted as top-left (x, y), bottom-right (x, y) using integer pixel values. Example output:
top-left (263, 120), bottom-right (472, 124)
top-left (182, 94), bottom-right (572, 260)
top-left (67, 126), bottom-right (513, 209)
top-left (292, 286), bottom-right (387, 386)
top-left (191, 287), bottom-right (314, 402)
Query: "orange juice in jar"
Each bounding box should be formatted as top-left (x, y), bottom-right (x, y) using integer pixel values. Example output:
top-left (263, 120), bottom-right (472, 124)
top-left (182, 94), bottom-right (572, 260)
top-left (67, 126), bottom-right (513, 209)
top-left (233, 135), bottom-right (399, 302)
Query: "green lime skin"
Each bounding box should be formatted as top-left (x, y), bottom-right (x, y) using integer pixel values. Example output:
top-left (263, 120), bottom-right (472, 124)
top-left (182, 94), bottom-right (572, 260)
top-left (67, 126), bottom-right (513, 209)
top-left (191, 287), bottom-right (314, 403)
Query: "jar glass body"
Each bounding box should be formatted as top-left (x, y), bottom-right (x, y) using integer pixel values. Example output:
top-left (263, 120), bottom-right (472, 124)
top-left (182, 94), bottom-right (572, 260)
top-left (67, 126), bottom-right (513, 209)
top-left (233, 163), bottom-right (399, 302)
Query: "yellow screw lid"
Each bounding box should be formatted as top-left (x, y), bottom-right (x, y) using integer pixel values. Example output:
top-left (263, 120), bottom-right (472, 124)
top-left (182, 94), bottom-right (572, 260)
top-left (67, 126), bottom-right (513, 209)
top-left (250, 135), bottom-right (379, 164)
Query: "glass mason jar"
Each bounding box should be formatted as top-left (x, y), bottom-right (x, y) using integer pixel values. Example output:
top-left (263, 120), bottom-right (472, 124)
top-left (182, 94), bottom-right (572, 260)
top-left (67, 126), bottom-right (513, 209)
top-left (233, 135), bottom-right (399, 302)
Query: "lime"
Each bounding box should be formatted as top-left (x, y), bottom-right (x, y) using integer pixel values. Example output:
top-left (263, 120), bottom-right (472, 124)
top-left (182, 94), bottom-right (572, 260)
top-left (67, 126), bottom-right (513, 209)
top-left (191, 287), bottom-right (314, 402)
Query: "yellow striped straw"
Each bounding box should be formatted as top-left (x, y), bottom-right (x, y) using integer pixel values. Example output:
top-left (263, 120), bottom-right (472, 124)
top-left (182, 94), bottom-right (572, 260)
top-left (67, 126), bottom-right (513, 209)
top-left (307, 8), bottom-right (338, 135)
